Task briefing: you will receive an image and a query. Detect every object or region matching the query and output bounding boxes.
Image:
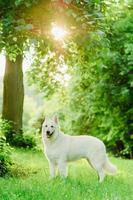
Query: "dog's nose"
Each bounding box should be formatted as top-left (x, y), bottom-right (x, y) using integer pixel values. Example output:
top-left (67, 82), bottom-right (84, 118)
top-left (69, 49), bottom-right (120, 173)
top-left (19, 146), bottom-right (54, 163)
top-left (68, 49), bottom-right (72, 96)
top-left (46, 130), bottom-right (50, 135)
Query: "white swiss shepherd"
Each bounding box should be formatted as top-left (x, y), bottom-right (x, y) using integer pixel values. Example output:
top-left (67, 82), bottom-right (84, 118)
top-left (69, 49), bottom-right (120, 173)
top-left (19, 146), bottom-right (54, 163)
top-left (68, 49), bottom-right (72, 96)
top-left (42, 116), bottom-right (117, 182)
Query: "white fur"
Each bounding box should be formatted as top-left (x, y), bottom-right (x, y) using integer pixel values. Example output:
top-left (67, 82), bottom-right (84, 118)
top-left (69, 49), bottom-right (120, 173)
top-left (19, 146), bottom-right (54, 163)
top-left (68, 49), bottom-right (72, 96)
top-left (42, 116), bottom-right (117, 182)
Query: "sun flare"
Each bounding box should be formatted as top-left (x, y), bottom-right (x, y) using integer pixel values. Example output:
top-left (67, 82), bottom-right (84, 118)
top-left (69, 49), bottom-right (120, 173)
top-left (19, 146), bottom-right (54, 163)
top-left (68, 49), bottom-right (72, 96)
top-left (51, 25), bottom-right (67, 40)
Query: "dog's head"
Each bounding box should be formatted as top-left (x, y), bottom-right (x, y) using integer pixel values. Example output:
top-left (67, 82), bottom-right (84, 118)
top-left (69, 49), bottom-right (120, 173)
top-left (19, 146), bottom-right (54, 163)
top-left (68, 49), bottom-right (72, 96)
top-left (42, 116), bottom-right (59, 140)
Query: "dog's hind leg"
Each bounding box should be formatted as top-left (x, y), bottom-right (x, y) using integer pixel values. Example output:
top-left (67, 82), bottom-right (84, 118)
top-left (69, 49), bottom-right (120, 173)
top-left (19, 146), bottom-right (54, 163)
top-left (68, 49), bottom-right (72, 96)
top-left (97, 168), bottom-right (105, 182)
top-left (87, 158), bottom-right (105, 182)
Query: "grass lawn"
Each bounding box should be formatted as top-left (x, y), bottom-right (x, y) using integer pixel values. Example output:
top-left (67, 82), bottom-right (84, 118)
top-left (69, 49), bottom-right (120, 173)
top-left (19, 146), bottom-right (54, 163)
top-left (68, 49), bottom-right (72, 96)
top-left (0, 148), bottom-right (133, 200)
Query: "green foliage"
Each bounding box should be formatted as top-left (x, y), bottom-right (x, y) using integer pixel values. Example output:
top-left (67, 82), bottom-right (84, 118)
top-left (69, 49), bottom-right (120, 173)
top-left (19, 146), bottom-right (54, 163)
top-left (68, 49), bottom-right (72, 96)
top-left (27, 44), bottom-right (72, 98)
top-left (0, 117), bottom-right (12, 136)
top-left (26, 0), bottom-right (103, 98)
top-left (0, 136), bottom-right (12, 176)
top-left (66, 2), bottom-right (133, 158)
top-left (0, 0), bottom-right (34, 59)
top-left (4, 127), bottom-right (36, 148)
top-left (0, 116), bottom-right (36, 148)
top-left (0, 118), bottom-right (12, 176)
top-left (12, 134), bottom-right (36, 148)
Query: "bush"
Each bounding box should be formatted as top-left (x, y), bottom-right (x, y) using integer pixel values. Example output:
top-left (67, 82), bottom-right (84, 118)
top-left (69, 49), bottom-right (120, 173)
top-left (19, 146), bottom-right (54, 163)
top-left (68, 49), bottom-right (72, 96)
top-left (0, 136), bottom-right (12, 176)
top-left (5, 130), bottom-right (36, 148)
top-left (0, 116), bottom-right (36, 149)
top-left (12, 134), bottom-right (36, 148)
top-left (0, 117), bottom-right (12, 136)
top-left (0, 118), bottom-right (12, 176)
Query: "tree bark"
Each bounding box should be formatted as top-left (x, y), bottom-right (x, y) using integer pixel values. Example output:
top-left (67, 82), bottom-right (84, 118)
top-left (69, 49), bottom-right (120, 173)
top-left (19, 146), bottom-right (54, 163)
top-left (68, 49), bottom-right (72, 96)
top-left (2, 55), bottom-right (24, 134)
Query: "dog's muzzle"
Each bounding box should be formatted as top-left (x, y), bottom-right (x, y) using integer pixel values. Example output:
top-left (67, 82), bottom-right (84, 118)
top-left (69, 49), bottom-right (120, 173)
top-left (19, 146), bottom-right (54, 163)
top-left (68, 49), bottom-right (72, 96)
top-left (46, 131), bottom-right (54, 138)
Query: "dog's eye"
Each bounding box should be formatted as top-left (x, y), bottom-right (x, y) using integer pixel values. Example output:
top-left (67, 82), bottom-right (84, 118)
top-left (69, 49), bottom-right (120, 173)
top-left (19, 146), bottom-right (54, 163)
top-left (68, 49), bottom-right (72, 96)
top-left (45, 125), bottom-right (48, 127)
top-left (51, 125), bottom-right (54, 128)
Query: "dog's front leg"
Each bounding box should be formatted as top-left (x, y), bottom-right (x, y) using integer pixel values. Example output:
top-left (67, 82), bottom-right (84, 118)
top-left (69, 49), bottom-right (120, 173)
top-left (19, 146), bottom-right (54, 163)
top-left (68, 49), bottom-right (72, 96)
top-left (49, 160), bottom-right (56, 178)
top-left (58, 160), bottom-right (68, 178)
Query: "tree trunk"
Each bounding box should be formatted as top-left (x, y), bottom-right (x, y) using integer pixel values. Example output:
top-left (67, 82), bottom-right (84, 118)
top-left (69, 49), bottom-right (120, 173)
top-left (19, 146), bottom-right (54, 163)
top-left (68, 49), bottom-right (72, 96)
top-left (2, 55), bottom-right (24, 134)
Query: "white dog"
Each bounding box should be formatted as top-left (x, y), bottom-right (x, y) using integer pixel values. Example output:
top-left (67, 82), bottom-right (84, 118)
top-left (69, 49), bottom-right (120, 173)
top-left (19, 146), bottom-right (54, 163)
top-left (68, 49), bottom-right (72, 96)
top-left (42, 116), bottom-right (117, 182)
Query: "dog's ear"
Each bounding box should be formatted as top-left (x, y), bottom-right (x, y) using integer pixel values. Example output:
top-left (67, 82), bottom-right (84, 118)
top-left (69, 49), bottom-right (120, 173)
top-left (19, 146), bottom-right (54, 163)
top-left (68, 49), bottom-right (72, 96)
top-left (44, 115), bottom-right (48, 122)
top-left (53, 115), bottom-right (58, 124)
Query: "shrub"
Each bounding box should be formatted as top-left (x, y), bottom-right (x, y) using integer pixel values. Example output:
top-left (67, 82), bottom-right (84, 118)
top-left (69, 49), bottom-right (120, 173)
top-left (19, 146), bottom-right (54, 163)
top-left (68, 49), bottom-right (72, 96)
top-left (0, 117), bottom-right (36, 148)
top-left (0, 117), bottom-right (12, 136)
top-left (0, 118), bottom-right (12, 176)
top-left (12, 134), bottom-right (36, 148)
top-left (0, 136), bottom-right (12, 176)
top-left (5, 130), bottom-right (36, 148)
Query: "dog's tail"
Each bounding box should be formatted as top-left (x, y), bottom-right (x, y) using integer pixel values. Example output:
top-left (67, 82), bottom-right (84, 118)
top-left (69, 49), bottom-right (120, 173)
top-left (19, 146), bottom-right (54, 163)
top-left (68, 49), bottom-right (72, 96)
top-left (103, 157), bottom-right (117, 175)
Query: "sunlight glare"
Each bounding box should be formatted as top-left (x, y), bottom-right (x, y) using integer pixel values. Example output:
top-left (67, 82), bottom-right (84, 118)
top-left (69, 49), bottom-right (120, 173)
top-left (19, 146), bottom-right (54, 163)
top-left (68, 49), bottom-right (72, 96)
top-left (51, 25), bottom-right (67, 40)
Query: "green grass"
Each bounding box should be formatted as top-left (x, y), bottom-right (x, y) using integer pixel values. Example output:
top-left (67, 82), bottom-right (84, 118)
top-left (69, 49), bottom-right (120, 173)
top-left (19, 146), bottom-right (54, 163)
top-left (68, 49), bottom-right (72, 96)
top-left (0, 149), bottom-right (133, 200)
